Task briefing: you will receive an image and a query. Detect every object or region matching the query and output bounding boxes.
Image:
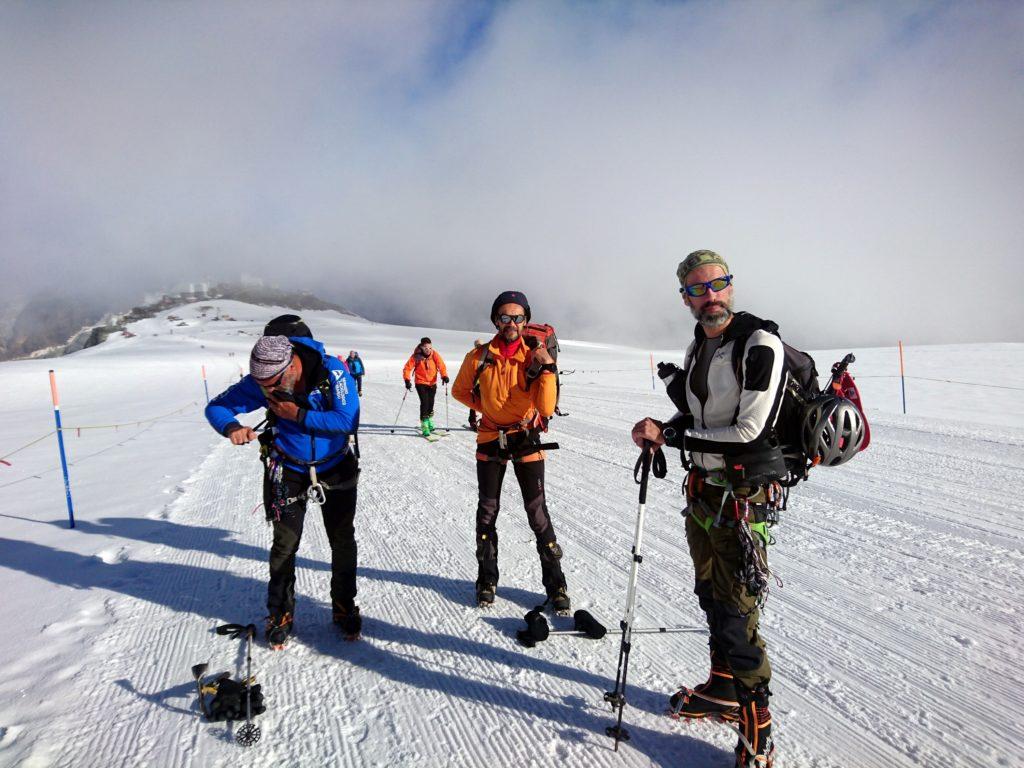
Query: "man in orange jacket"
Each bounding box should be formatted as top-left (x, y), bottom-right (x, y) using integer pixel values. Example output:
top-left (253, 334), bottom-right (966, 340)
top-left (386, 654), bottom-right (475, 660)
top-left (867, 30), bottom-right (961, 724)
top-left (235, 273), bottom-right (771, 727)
top-left (403, 337), bottom-right (448, 437)
top-left (452, 290), bottom-right (570, 612)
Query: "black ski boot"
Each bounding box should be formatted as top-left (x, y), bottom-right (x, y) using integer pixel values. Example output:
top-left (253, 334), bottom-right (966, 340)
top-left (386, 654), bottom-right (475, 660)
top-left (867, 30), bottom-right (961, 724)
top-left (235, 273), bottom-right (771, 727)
top-left (669, 648), bottom-right (740, 721)
top-left (734, 682), bottom-right (775, 767)
top-left (333, 605), bottom-right (362, 641)
top-left (475, 581), bottom-right (496, 607)
top-left (265, 613), bottom-right (293, 650)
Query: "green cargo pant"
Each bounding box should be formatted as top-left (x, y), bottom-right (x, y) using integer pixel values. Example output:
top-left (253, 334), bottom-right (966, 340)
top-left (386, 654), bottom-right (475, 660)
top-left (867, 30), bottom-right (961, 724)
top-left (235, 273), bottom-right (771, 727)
top-left (685, 481), bottom-right (772, 690)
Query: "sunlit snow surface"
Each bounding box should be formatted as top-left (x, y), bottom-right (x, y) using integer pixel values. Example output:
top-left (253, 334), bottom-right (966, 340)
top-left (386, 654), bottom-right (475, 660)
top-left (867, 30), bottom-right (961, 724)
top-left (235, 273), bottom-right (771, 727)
top-left (0, 301), bottom-right (1020, 767)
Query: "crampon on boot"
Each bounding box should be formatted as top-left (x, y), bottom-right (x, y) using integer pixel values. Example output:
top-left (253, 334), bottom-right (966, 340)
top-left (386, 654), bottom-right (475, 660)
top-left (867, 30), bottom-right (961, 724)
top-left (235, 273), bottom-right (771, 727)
top-left (734, 683), bottom-right (775, 767)
top-left (669, 665), bottom-right (740, 722)
top-left (265, 613), bottom-right (293, 650)
top-left (476, 582), bottom-right (496, 607)
top-left (333, 605), bottom-right (362, 641)
top-left (547, 587), bottom-right (571, 615)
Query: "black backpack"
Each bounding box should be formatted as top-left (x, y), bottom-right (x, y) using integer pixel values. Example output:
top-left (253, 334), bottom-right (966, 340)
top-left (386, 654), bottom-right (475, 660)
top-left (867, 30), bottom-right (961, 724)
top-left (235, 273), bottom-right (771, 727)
top-left (727, 318), bottom-right (820, 483)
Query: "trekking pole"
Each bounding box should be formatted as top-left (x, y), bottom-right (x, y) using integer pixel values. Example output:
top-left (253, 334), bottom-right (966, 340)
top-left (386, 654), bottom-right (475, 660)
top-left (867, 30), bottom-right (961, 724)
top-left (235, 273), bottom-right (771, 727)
top-left (444, 383), bottom-right (450, 431)
top-left (604, 443), bottom-right (663, 750)
top-left (389, 390), bottom-right (409, 434)
top-left (235, 624), bottom-right (261, 747)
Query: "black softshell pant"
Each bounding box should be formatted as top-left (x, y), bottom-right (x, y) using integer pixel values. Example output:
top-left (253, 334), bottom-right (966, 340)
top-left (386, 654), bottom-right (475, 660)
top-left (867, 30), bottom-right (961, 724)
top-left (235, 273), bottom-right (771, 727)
top-left (475, 457), bottom-right (566, 596)
top-left (415, 384), bottom-right (437, 420)
top-left (265, 451), bottom-right (359, 618)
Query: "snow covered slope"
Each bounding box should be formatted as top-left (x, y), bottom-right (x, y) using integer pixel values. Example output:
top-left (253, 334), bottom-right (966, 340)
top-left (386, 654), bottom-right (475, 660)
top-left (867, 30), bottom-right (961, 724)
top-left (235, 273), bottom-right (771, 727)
top-left (0, 302), bottom-right (1020, 767)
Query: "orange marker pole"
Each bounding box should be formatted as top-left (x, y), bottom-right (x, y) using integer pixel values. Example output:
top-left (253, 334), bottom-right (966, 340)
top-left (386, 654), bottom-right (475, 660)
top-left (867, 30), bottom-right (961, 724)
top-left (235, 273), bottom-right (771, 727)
top-left (49, 370), bottom-right (76, 528)
top-left (898, 341), bottom-right (906, 415)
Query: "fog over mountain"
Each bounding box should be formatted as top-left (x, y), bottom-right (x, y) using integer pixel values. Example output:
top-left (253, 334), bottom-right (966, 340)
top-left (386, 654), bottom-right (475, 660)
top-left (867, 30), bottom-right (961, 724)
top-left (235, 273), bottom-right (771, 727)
top-left (1, 2), bottom-right (1021, 350)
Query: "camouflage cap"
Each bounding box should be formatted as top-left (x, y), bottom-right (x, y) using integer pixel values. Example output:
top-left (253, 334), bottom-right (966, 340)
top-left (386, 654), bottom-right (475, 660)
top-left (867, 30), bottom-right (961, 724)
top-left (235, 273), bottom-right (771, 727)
top-left (676, 250), bottom-right (730, 285)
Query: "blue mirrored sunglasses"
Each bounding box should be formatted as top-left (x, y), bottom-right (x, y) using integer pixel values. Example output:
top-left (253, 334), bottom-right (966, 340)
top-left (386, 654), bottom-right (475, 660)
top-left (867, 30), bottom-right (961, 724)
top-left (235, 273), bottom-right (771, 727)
top-left (680, 274), bottom-right (733, 297)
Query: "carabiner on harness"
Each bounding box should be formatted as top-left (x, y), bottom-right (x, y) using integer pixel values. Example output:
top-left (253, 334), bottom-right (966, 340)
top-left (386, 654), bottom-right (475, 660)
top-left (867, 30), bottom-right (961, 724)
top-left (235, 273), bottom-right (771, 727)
top-left (307, 466), bottom-right (327, 507)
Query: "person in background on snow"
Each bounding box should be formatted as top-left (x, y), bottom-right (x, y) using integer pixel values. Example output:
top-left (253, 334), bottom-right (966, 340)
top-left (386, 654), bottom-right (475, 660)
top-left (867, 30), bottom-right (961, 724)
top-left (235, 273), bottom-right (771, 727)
top-left (204, 332), bottom-right (363, 646)
top-left (346, 350), bottom-right (365, 395)
top-left (403, 337), bottom-right (448, 437)
top-left (631, 250), bottom-right (786, 768)
top-left (451, 291), bottom-right (570, 612)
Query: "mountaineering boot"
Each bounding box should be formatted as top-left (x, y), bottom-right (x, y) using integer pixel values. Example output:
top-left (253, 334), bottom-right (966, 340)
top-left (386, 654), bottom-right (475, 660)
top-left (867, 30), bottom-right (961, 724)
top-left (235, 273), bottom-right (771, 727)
top-left (669, 646), bottom-right (740, 721)
top-left (475, 581), bottom-right (496, 607)
top-left (265, 612), bottom-right (293, 650)
top-left (669, 667), bottom-right (740, 721)
top-left (476, 529), bottom-right (498, 606)
top-left (734, 683), bottom-right (774, 767)
top-left (426, 416), bottom-right (435, 433)
top-left (538, 541), bottom-right (570, 614)
top-left (548, 587), bottom-right (571, 614)
top-left (421, 419), bottom-right (431, 437)
top-left (333, 605), bottom-right (362, 641)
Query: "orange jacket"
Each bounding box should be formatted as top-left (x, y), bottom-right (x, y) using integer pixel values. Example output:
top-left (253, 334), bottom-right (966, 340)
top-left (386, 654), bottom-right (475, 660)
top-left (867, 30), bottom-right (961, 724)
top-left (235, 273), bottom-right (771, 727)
top-left (452, 335), bottom-right (557, 451)
top-left (403, 349), bottom-right (448, 386)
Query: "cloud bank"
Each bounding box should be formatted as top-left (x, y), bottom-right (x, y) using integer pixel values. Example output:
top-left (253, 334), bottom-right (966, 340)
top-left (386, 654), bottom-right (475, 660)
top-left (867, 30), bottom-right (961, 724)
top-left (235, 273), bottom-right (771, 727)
top-left (1, 1), bottom-right (1022, 349)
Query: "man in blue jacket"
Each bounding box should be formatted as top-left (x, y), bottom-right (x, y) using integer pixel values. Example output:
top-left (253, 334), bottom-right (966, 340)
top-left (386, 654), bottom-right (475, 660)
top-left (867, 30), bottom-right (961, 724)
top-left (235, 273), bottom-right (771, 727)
top-left (205, 333), bottom-right (362, 646)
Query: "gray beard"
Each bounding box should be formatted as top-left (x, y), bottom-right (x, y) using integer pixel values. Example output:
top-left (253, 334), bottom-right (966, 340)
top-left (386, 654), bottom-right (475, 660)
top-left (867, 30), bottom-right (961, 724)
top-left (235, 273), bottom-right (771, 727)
top-left (690, 303), bottom-right (733, 330)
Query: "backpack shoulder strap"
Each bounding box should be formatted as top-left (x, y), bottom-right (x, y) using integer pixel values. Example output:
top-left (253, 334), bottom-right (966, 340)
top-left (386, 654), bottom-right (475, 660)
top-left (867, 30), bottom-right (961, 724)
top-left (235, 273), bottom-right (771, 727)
top-left (472, 346), bottom-right (494, 398)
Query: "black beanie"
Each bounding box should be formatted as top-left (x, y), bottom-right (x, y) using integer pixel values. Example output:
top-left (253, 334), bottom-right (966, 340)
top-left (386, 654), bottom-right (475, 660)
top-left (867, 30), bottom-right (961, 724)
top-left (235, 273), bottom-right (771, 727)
top-left (264, 314), bottom-right (312, 338)
top-left (490, 291), bottom-right (531, 323)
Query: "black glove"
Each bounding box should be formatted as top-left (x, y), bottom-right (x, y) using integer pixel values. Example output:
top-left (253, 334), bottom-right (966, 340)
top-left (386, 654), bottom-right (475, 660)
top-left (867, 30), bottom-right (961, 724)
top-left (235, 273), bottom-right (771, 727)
top-left (405, 380), bottom-right (412, 390)
top-left (442, 376), bottom-right (450, 385)
top-left (657, 361), bottom-right (681, 381)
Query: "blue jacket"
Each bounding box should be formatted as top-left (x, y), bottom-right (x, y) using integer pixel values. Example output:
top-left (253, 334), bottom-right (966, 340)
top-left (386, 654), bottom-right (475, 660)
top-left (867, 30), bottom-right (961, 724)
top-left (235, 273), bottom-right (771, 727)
top-left (348, 356), bottom-right (365, 376)
top-left (205, 337), bottom-right (360, 472)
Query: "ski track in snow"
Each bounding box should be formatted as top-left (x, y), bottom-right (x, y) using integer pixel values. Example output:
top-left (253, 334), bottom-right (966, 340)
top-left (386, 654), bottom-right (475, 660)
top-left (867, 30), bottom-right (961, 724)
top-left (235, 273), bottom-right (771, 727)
top-left (0, 307), bottom-right (1020, 768)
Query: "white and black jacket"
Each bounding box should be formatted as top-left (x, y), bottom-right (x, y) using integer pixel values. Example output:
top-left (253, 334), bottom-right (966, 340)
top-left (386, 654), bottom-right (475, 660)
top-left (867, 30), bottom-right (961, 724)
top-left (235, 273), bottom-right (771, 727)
top-left (661, 312), bottom-right (787, 472)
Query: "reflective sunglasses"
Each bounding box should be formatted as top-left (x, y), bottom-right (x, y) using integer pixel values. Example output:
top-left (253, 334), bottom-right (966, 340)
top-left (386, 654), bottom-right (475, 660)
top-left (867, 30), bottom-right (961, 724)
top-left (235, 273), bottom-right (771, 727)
top-left (497, 313), bottom-right (526, 325)
top-left (680, 274), bottom-right (733, 298)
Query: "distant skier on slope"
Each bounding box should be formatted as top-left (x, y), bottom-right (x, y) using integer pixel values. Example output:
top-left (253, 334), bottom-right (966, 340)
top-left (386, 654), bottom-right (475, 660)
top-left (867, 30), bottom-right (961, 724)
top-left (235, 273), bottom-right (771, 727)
top-left (631, 250), bottom-right (785, 767)
top-left (403, 337), bottom-right (448, 437)
top-left (451, 291), bottom-right (570, 612)
top-left (204, 332), bottom-right (363, 647)
top-left (346, 350), bottom-right (365, 395)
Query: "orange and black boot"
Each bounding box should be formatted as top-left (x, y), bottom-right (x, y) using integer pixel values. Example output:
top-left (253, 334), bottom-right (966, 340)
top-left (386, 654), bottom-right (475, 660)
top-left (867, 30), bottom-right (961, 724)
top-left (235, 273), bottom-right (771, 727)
top-left (669, 648), bottom-right (740, 721)
top-left (734, 682), bottom-right (775, 767)
top-left (265, 612), bottom-right (293, 650)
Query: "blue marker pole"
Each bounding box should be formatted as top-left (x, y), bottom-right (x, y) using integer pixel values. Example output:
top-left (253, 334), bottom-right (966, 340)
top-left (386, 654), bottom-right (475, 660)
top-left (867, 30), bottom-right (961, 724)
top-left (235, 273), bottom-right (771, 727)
top-left (48, 370), bottom-right (75, 529)
top-left (202, 364), bottom-right (210, 404)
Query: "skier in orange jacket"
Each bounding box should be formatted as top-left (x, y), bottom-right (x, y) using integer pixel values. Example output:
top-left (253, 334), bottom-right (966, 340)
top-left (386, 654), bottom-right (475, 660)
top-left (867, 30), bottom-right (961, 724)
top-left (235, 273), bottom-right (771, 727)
top-left (403, 337), bottom-right (448, 436)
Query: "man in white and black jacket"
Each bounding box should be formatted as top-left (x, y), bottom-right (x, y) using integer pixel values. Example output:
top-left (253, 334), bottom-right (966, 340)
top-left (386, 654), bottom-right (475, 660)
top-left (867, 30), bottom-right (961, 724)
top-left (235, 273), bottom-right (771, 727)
top-left (632, 249), bottom-right (785, 768)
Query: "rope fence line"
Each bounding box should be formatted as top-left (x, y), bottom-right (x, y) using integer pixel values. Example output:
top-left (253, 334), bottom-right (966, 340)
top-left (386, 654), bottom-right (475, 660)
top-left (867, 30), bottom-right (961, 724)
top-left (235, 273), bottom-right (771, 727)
top-left (0, 400), bottom-right (200, 465)
top-left (854, 375), bottom-right (1024, 392)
